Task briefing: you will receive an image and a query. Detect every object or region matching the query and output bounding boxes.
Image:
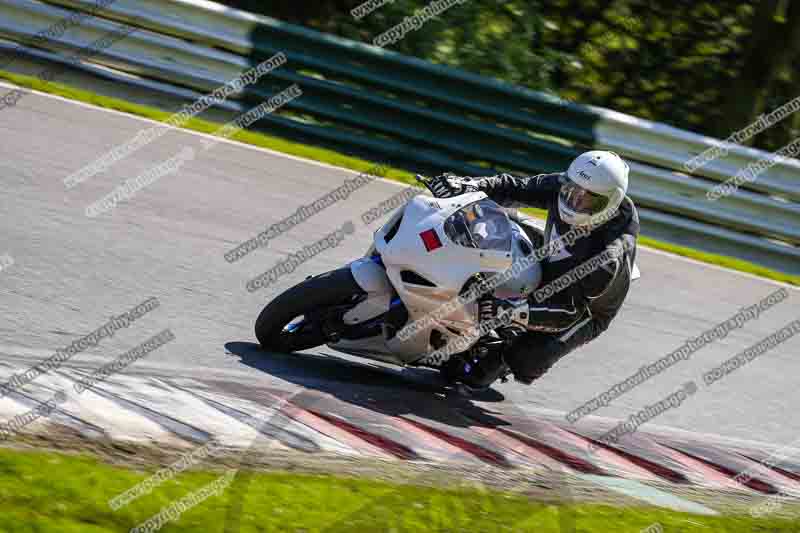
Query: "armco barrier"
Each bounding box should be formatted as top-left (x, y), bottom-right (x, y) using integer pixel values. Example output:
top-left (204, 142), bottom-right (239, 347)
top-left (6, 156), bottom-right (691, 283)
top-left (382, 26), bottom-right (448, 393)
top-left (3, 0), bottom-right (799, 273)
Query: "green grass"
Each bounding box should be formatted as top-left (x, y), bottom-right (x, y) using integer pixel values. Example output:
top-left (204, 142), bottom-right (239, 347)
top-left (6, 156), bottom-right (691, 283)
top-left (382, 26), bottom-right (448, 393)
top-left (1, 447), bottom-right (799, 532)
top-left (2, 69), bottom-right (798, 287)
top-left (638, 235), bottom-right (800, 285)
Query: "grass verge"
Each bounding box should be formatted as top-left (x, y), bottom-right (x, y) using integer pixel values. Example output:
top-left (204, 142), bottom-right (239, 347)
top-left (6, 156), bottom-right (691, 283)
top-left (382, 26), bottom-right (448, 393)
top-left (2, 447), bottom-right (799, 532)
top-left (2, 70), bottom-right (798, 287)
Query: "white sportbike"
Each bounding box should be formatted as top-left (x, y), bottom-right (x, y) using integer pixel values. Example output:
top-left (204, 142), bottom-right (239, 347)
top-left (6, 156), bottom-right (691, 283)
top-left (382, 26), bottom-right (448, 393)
top-left (254, 176), bottom-right (556, 384)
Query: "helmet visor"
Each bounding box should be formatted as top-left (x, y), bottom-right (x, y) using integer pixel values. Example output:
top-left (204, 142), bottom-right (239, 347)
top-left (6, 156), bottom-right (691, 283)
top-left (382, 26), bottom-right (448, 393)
top-left (559, 181), bottom-right (609, 216)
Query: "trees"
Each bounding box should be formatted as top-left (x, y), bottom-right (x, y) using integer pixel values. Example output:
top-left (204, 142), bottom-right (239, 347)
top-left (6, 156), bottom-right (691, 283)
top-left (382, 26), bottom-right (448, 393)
top-left (716, 0), bottom-right (800, 146)
top-left (218, 0), bottom-right (800, 152)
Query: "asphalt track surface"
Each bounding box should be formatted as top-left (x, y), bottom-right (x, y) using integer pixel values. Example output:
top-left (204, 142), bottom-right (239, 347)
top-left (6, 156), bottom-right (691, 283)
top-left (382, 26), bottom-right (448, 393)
top-left (1, 84), bottom-right (798, 453)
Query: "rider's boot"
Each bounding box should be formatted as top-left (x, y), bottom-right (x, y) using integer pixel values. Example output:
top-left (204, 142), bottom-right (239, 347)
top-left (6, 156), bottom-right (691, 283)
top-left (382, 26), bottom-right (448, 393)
top-left (442, 350), bottom-right (509, 391)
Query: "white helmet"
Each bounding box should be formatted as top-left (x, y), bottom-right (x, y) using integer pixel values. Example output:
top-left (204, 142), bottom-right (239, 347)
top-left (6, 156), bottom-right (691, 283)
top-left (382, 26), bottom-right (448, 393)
top-left (558, 150), bottom-right (629, 226)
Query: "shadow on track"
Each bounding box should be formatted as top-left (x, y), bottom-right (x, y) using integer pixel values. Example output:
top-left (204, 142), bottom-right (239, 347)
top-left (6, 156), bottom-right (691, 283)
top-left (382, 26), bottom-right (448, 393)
top-left (222, 342), bottom-right (575, 533)
top-left (224, 341), bottom-right (511, 431)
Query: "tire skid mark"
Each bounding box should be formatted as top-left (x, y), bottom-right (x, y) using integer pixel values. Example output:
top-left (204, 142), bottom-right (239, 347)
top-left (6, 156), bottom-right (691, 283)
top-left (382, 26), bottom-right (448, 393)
top-left (166, 380), bottom-right (321, 453)
top-left (311, 394), bottom-right (494, 465)
top-left (565, 431), bottom-right (690, 484)
top-left (386, 416), bottom-right (494, 465)
top-left (76, 382), bottom-right (212, 445)
top-left (660, 444), bottom-right (783, 494)
top-left (465, 424), bottom-right (569, 470)
top-left (762, 464), bottom-right (800, 483)
top-left (202, 381), bottom-right (359, 455)
top-left (546, 419), bottom-right (747, 490)
top-left (494, 427), bottom-right (604, 475)
top-left (398, 416), bottom-right (512, 468)
top-left (665, 442), bottom-right (800, 495)
top-left (260, 390), bottom-right (409, 459)
top-left (2, 385), bottom-right (106, 439)
top-left (738, 454), bottom-right (800, 483)
top-left (649, 443), bottom-right (745, 490)
top-left (305, 409), bottom-right (420, 460)
top-left (4, 361), bottom-right (798, 507)
top-left (462, 411), bottom-right (659, 480)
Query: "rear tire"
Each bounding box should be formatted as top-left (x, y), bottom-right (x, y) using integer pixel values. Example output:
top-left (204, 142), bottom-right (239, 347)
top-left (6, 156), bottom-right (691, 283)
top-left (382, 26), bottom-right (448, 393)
top-left (255, 267), bottom-right (364, 352)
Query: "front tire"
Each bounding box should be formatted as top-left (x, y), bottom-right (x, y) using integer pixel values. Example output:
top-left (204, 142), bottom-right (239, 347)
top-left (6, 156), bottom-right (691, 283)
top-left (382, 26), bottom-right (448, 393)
top-left (255, 267), bottom-right (364, 352)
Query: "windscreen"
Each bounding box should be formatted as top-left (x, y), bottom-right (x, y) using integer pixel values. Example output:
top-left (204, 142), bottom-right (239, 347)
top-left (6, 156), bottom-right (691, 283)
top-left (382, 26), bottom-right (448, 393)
top-left (443, 199), bottom-right (512, 251)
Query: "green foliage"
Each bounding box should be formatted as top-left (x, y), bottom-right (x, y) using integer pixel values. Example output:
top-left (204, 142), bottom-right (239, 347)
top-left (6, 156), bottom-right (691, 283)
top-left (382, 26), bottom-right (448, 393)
top-left (221, 0), bottom-right (800, 153)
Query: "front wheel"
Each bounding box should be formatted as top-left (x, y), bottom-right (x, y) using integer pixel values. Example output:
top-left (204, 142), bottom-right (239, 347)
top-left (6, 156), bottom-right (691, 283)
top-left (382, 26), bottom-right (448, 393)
top-left (255, 267), bottom-right (364, 352)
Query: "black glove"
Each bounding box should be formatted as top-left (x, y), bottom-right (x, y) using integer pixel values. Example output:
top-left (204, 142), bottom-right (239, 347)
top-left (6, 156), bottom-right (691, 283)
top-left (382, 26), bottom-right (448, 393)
top-left (427, 173), bottom-right (481, 198)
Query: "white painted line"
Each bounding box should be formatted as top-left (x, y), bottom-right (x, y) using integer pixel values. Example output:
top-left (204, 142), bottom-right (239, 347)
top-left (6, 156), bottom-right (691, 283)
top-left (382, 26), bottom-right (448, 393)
top-left (0, 79), bottom-right (404, 186)
top-left (0, 80), bottom-right (793, 286)
top-left (640, 246), bottom-right (798, 289)
top-left (581, 474), bottom-right (720, 515)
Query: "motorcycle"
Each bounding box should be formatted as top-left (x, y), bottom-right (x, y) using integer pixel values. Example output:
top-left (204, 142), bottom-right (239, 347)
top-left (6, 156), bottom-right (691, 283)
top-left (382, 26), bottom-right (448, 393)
top-left (254, 176), bottom-right (548, 385)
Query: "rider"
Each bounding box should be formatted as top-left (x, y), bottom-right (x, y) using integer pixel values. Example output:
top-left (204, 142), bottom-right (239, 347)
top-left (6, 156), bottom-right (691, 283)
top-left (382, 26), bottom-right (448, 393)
top-left (428, 150), bottom-right (639, 389)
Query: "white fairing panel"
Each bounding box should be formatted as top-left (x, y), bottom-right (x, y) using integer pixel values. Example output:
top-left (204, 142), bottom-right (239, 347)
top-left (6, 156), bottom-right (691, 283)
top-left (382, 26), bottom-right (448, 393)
top-left (344, 258), bottom-right (394, 325)
top-left (378, 193), bottom-right (513, 286)
top-left (380, 194), bottom-right (513, 362)
top-left (330, 193), bottom-right (544, 366)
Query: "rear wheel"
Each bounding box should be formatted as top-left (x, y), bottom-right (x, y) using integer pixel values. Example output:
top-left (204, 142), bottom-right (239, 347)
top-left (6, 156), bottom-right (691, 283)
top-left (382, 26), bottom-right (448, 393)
top-left (255, 267), bottom-right (364, 352)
